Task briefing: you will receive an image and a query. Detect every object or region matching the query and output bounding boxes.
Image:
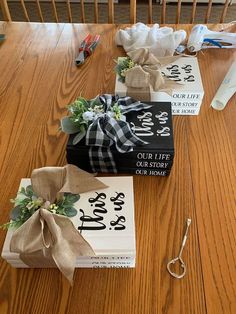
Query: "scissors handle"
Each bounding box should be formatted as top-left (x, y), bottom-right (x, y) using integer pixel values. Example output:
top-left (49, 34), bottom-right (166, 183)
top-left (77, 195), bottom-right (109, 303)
top-left (89, 35), bottom-right (100, 50)
top-left (79, 34), bottom-right (92, 51)
top-left (76, 34), bottom-right (100, 66)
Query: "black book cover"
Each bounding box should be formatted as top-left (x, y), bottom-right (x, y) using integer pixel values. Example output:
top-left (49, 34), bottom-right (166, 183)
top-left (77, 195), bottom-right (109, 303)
top-left (125, 101), bottom-right (174, 151)
top-left (66, 101), bottom-right (174, 174)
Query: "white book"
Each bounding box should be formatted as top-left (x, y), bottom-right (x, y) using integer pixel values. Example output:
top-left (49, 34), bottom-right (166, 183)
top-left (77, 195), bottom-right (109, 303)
top-left (115, 56), bottom-right (204, 115)
top-left (2, 177), bottom-right (136, 268)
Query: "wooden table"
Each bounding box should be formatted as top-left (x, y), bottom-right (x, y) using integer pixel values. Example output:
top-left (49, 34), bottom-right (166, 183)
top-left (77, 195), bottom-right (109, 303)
top-left (0, 22), bottom-right (235, 314)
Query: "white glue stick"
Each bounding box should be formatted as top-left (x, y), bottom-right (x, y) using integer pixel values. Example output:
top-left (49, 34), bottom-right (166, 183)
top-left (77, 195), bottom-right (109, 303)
top-left (211, 60), bottom-right (236, 110)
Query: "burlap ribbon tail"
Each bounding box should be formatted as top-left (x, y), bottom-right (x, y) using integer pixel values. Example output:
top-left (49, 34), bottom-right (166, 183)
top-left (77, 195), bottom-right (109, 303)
top-left (10, 164), bottom-right (108, 284)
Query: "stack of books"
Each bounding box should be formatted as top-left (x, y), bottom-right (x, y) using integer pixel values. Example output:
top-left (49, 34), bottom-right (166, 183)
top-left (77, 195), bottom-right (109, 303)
top-left (2, 177), bottom-right (136, 268)
top-left (67, 101), bottom-right (174, 176)
top-left (115, 56), bottom-right (204, 115)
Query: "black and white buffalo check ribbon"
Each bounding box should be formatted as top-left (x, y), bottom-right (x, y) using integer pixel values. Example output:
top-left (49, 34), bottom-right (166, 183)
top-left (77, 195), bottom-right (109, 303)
top-left (86, 94), bottom-right (152, 173)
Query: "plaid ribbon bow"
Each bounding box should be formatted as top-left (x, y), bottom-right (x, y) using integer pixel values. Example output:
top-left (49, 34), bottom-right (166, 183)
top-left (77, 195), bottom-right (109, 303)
top-left (86, 94), bottom-right (152, 173)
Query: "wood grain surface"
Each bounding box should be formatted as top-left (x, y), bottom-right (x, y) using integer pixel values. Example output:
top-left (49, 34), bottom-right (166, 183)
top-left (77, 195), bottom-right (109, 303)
top-left (0, 22), bottom-right (235, 314)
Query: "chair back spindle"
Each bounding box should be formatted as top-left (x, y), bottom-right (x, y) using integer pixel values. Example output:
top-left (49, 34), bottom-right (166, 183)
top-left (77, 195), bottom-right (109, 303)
top-left (36, 0), bottom-right (44, 22)
top-left (130, 0), bottom-right (136, 24)
top-left (1, 0), bottom-right (11, 21)
top-left (51, 0), bottom-right (59, 22)
top-left (220, 0), bottom-right (230, 23)
top-left (20, 0), bottom-right (30, 21)
top-left (190, 0), bottom-right (197, 24)
top-left (205, 0), bottom-right (213, 23)
top-left (0, 0), bottom-right (232, 24)
top-left (176, 0), bottom-right (182, 24)
top-left (161, 0), bottom-right (167, 24)
top-left (108, 0), bottom-right (114, 23)
top-left (67, 0), bottom-right (73, 23)
top-left (80, 0), bottom-right (85, 23)
top-left (148, 0), bottom-right (152, 24)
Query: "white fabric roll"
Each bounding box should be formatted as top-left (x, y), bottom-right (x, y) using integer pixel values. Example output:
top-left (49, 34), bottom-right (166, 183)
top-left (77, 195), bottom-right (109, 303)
top-left (115, 23), bottom-right (186, 57)
top-left (211, 60), bottom-right (236, 110)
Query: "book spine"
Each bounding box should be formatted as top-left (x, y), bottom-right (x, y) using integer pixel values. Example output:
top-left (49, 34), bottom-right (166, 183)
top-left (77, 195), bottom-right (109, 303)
top-left (7, 257), bottom-right (136, 268)
top-left (77, 256), bottom-right (135, 268)
top-left (172, 105), bottom-right (201, 115)
top-left (118, 160), bottom-right (172, 169)
top-left (172, 92), bottom-right (203, 115)
top-left (67, 153), bottom-right (173, 175)
top-left (8, 262), bottom-right (136, 269)
top-left (67, 149), bottom-right (174, 163)
top-left (78, 263), bottom-right (135, 268)
top-left (116, 153), bottom-right (173, 169)
top-left (117, 167), bottom-right (170, 176)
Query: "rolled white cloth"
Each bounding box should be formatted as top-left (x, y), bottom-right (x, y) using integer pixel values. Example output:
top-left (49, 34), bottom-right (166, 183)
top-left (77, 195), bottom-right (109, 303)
top-left (115, 23), bottom-right (186, 57)
top-left (211, 60), bottom-right (236, 110)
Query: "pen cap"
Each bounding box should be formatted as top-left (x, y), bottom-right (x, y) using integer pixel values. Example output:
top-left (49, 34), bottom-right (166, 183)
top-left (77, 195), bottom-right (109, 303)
top-left (211, 60), bottom-right (236, 111)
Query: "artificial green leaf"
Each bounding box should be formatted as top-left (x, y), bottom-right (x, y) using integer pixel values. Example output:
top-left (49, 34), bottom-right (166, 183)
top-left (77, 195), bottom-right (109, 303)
top-left (30, 207), bottom-right (37, 216)
top-left (64, 193), bottom-right (80, 204)
top-left (14, 195), bottom-right (29, 206)
top-left (56, 208), bottom-right (66, 216)
top-left (20, 187), bottom-right (26, 194)
top-left (90, 97), bottom-right (99, 107)
top-left (72, 131), bottom-right (86, 145)
top-left (61, 116), bottom-right (80, 134)
top-left (77, 97), bottom-right (89, 107)
top-left (11, 220), bottom-right (23, 229)
top-left (22, 211), bottom-right (32, 223)
top-left (26, 185), bottom-right (34, 197)
top-left (10, 206), bottom-right (22, 220)
top-left (63, 204), bottom-right (73, 209)
top-left (65, 207), bottom-right (77, 217)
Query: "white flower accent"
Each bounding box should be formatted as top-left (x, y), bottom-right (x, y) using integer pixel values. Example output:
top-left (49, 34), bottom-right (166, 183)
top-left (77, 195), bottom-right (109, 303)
top-left (83, 111), bottom-right (95, 121)
top-left (93, 105), bottom-right (104, 114)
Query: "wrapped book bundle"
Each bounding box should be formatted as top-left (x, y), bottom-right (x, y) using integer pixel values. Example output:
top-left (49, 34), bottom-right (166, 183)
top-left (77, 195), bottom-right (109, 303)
top-left (62, 94), bottom-right (174, 177)
top-left (114, 49), bottom-right (204, 116)
top-left (1, 165), bottom-right (136, 284)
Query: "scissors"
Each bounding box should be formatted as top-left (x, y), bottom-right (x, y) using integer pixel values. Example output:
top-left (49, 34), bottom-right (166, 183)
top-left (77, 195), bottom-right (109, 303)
top-left (75, 34), bottom-right (100, 66)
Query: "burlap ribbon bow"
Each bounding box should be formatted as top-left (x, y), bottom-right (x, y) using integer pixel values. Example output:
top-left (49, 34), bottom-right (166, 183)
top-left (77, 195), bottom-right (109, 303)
top-left (10, 164), bottom-right (108, 284)
top-left (124, 48), bottom-right (180, 101)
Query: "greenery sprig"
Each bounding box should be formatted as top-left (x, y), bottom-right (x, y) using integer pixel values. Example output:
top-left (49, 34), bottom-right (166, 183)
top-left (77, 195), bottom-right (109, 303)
top-left (115, 57), bottom-right (135, 83)
top-left (1, 185), bottom-right (79, 230)
top-left (61, 95), bottom-right (123, 145)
